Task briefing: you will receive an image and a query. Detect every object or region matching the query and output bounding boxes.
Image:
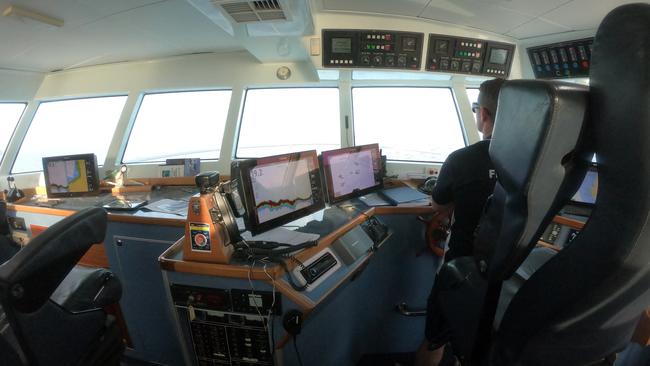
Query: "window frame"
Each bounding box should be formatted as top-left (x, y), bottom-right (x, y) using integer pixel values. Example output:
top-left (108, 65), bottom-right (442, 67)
top-left (350, 85), bottom-right (466, 164)
top-left (234, 86), bottom-right (342, 159)
top-left (119, 88), bottom-right (233, 164)
top-left (0, 101), bottom-right (27, 167)
top-left (10, 94), bottom-right (128, 174)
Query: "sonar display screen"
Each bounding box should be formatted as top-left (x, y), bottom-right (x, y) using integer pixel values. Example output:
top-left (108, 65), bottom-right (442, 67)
top-left (236, 150), bottom-right (325, 235)
top-left (251, 157), bottom-right (315, 224)
top-left (42, 154), bottom-right (100, 197)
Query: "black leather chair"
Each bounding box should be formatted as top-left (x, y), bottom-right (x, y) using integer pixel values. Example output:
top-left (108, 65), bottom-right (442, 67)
top-left (435, 3), bottom-right (650, 365)
top-left (0, 207), bottom-right (124, 365)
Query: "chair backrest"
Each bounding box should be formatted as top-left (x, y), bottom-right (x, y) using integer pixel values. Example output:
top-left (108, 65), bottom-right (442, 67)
top-left (438, 80), bottom-right (590, 360)
top-left (474, 80), bottom-right (590, 282)
top-left (491, 4), bottom-right (650, 365)
top-left (0, 207), bottom-right (109, 365)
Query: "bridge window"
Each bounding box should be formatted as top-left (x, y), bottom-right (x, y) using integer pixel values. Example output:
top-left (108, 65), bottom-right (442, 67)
top-left (122, 90), bottom-right (232, 163)
top-left (0, 103), bottom-right (26, 165)
top-left (466, 87), bottom-right (481, 139)
top-left (236, 88), bottom-right (340, 158)
top-left (466, 88), bottom-right (479, 106)
top-left (12, 96), bottom-right (127, 173)
top-left (352, 87), bottom-right (465, 163)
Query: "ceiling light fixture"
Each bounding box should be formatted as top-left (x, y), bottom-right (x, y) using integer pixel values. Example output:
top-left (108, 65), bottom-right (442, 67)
top-left (2, 5), bottom-right (64, 28)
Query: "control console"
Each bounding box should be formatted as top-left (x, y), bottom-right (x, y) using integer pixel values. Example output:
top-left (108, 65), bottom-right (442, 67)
top-left (322, 29), bottom-right (424, 69)
top-left (171, 285), bottom-right (280, 365)
top-left (425, 34), bottom-right (515, 77)
top-left (527, 38), bottom-right (593, 79)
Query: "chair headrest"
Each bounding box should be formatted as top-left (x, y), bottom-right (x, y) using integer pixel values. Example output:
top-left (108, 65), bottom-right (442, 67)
top-left (474, 80), bottom-right (590, 281)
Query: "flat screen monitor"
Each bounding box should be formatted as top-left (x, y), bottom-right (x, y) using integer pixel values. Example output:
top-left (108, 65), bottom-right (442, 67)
top-left (42, 153), bottom-right (100, 198)
top-left (234, 150), bottom-right (325, 235)
top-left (321, 143), bottom-right (383, 204)
top-left (571, 166), bottom-right (598, 206)
top-left (489, 48), bottom-right (509, 65)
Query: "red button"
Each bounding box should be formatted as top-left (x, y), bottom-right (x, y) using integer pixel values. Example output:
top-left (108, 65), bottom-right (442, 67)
top-left (581, 60), bottom-right (589, 68)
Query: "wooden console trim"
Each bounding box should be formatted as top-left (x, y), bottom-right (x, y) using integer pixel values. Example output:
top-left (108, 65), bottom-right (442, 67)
top-left (159, 239), bottom-right (284, 280)
top-left (552, 215), bottom-right (585, 230)
top-left (106, 214), bottom-right (186, 227)
top-left (30, 224), bottom-right (110, 268)
top-left (8, 204), bottom-right (75, 217)
top-left (374, 206), bottom-right (435, 215)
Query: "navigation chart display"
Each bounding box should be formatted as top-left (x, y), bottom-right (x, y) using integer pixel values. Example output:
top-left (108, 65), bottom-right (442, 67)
top-left (236, 150), bottom-right (325, 235)
top-left (322, 144), bottom-right (383, 203)
top-left (47, 160), bottom-right (89, 193)
top-left (571, 168), bottom-right (598, 205)
top-left (42, 154), bottom-right (100, 197)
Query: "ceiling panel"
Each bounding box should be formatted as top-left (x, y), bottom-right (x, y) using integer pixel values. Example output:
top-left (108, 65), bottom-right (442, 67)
top-left (492, 0), bottom-right (572, 17)
top-left (322, 0), bottom-right (430, 18)
top-left (0, 0), bottom-right (242, 71)
top-left (542, 0), bottom-right (642, 31)
top-left (420, 0), bottom-right (533, 34)
top-left (0, 0), bottom-right (97, 27)
top-left (506, 18), bottom-right (572, 39)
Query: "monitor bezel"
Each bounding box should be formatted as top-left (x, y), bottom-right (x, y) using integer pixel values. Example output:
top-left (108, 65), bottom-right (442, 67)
top-left (321, 143), bottom-right (384, 204)
top-left (42, 153), bottom-right (101, 198)
top-left (235, 150), bottom-right (325, 236)
top-left (569, 164), bottom-right (598, 207)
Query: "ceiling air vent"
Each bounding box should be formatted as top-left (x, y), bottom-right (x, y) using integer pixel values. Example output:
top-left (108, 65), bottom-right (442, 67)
top-left (214, 0), bottom-right (288, 23)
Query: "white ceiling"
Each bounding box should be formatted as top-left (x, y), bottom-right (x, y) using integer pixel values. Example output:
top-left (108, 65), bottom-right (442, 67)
top-left (0, 0), bottom-right (243, 72)
top-left (321, 0), bottom-right (644, 39)
top-left (0, 0), bottom-right (644, 73)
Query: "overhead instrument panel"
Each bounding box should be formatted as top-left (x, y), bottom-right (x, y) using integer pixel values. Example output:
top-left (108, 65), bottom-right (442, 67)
top-left (322, 29), bottom-right (424, 70)
top-left (425, 34), bottom-right (515, 77)
top-left (527, 38), bottom-right (593, 79)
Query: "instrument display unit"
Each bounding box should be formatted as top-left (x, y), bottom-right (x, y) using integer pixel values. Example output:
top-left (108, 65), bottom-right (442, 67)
top-left (425, 34), bottom-right (515, 77)
top-left (528, 38), bottom-right (593, 79)
top-left (42, 153), bottom-right (100, 198)
top-left (233, 150), bottom-right (325, 236)
top-left (322, 29), bottom-right (424, 69)
top-left (321, 143), bottom-right (383, 204)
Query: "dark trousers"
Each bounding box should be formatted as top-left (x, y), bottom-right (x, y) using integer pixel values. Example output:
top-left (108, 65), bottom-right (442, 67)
top-left (424, 245), bottom-right (470, 347)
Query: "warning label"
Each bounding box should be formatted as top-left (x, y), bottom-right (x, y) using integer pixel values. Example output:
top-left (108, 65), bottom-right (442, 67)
top-left (190, 223), bottom-right (211, 252)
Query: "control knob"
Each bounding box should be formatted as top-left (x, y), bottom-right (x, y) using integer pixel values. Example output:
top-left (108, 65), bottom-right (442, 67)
top-left (372, 55), bottom-right (383, 66)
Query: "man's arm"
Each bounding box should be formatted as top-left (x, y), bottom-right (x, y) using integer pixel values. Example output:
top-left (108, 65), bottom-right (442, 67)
top-left (431, 155), bottom-right (455, 214)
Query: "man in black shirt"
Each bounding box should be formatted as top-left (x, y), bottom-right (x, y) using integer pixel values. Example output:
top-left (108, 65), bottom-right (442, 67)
top-left (415, 78), bottom-right (505, 366)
